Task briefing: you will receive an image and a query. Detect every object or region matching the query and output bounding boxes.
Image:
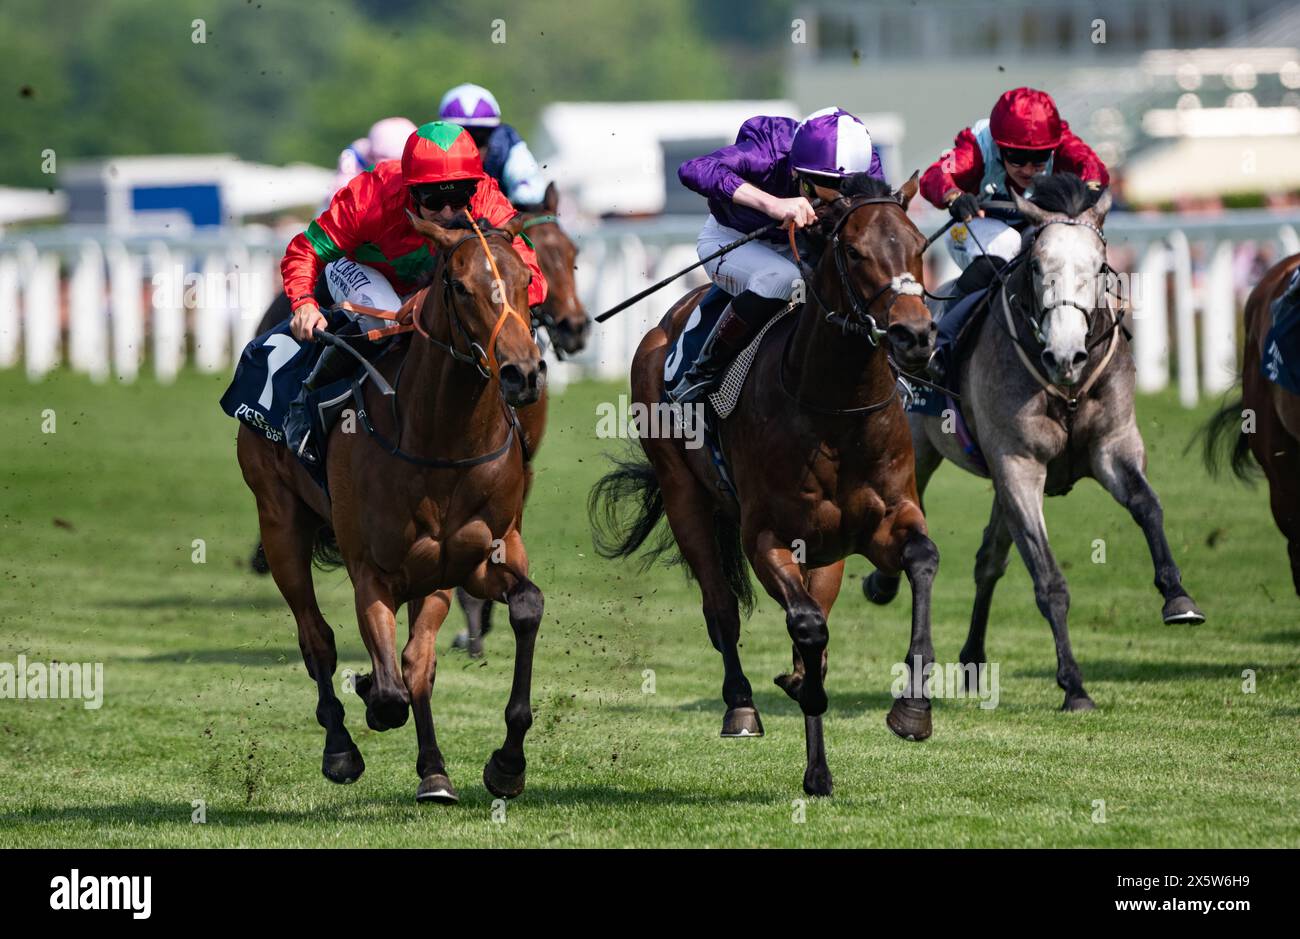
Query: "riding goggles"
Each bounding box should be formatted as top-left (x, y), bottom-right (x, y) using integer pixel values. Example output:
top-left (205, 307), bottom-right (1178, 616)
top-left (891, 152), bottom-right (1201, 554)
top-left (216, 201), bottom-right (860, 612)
top-left (411, 181), bottom-right (479, 212)
top-left (1000, 148), bottom-right (1053, 168)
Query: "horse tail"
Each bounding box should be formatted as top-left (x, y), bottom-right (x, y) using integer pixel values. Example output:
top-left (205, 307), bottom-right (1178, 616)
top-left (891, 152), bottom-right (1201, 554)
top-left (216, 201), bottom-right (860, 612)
top-left (312, 526), bottom-right (345, 571)
top-left (588, 449), bottom-right (755, 616)
top-left (1199, 394), bottom-right (1258, 482)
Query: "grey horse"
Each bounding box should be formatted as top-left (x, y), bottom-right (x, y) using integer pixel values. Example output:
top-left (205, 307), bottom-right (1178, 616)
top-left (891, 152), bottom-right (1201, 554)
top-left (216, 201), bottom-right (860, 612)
top-left (867, 174), bottom-right (1204, 711)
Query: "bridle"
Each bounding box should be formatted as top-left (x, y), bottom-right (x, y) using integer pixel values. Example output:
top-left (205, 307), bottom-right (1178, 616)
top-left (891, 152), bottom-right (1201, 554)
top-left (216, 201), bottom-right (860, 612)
top-left (793, 195), bottom-right (927, 346)
top-left (993, 216), bottom-right (1128, 412)
top-left (780, 194), bottom-right (929, 415)
top-left (408, 209), bottom-right (535, 381)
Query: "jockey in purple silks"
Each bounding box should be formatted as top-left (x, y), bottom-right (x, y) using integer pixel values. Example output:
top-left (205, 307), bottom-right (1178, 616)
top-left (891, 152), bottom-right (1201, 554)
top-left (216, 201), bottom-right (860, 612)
top-left (667, 107), bottom-right (885, 404)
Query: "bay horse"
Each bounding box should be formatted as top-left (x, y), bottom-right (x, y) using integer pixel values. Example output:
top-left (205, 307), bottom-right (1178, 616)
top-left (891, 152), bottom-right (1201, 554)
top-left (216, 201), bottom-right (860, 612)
top-left (590, 173), bottom-right (940, 797)
top-left (1203, 252), bottom-right (1300, 595)
top-left (248, 180), bottom-right (590, 611)
top-left (237, 213), bottom-right (546, 804)
top-left (867, 174), bottom-right (1204, 712)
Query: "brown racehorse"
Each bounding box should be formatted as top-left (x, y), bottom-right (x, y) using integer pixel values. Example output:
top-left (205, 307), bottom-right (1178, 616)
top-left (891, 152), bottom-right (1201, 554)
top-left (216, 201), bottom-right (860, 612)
top-left (589, 174), bottom-right (940, 796)
top-left (1203, 251), bottom-right (1300, 595)
top-left (237, 213), bottom-right (546, 804)
top-left (248, 182), bottom-right (589, 602)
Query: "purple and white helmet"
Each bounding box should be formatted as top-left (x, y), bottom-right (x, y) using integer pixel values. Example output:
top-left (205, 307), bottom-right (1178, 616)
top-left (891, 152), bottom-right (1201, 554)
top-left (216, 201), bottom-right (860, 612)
top-left (438, 83), bottom-right (503, 127)
top-left (789, 107), bottom-right (874, 179)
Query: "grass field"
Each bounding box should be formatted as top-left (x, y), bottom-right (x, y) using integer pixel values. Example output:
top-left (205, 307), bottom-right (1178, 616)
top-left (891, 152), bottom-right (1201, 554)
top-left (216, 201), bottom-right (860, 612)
top-left (0, 364), bottom-right (1296, 848)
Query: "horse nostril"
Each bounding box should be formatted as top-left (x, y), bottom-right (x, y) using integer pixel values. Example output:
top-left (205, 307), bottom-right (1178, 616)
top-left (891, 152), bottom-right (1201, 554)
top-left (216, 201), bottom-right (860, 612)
top-left (1072, 350), bottom-right (1088, 367)
top-left (887, 323), bottom-right (918, 351)
top-left (499, 364), bottom-right (525, 391)
top-left (1042, 350), bottom-right (1058, 370)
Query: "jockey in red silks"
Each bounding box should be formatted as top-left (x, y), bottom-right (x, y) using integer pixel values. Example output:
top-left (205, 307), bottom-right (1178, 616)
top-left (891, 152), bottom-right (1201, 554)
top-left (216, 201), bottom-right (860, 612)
top-left (667, 107), bottom-right (886, 403)
top-left (280, 120), bottom-right (548, 464)
top-left (920, 87), bottom-right (1109, 383)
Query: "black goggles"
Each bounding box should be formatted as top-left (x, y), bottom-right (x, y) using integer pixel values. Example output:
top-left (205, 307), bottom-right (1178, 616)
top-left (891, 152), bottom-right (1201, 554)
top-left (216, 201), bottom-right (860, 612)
top-left (411, 181), bottom-right (478, 212)
top-left (1000, 148), bottom-right (1052, 168)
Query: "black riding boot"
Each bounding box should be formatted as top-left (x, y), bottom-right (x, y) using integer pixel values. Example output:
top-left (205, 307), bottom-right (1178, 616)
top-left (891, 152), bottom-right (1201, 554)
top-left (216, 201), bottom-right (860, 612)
top-left (282, 342), bottom-right (357, 466)
top-left (667, 291), bottom-right (787, 404)
top-left (927, 256), bottom-right (1007, 388)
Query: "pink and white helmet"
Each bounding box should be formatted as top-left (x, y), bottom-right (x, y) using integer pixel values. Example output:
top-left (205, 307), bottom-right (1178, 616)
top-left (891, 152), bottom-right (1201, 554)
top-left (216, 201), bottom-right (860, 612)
top-left (368, 117), bottom-right (418, 163)
top-left (438, 83), bottom-right (503, 128)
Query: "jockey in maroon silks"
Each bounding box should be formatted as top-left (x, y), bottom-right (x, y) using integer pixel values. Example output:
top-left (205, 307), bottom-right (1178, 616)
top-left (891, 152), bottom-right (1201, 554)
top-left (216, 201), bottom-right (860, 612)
top-left (920, 87), bottom-right (1109, 384)
top-left (667, 107), bottom-right (886, 403)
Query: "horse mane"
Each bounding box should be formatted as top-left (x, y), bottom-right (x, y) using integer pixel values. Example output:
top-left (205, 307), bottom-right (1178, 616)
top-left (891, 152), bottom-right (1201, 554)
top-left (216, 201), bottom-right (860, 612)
top-left (1029, 173), bottom-right (1096, 217)
top-left (838, 173), bottom-right (893, 201)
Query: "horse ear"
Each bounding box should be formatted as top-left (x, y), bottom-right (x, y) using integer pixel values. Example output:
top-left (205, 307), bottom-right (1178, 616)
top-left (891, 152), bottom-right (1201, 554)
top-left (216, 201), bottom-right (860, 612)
top-left (1088, 188), bottom-right (1113, 225)
top-left (543, 181), bottom-right (559, 213)
top-left (406, 210), bottom-right (462, 250)
top-left (1012, 188), bottom-right (1048, 226)
top-left (896, 171), bottom-right (919, 209)
top-left (501, 214), bottom-right (527, 239)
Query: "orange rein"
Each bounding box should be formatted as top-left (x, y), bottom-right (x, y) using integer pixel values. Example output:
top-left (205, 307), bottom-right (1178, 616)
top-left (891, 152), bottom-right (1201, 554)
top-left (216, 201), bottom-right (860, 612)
top-left (343, 208), bottom-right (532, 379)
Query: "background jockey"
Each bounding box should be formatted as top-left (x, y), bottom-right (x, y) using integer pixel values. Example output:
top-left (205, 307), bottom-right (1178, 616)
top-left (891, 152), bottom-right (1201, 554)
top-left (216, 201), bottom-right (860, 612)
top-left (668, 107), bottom-right (885, 404)
top-left (330, 117), bottom-right (418, 199)
top-left (279, 120), bottom-right (548, 464)
top-left (920, 87), bottom-right (1109, 385)
top-left (437, 83), bottom-right (548, 207)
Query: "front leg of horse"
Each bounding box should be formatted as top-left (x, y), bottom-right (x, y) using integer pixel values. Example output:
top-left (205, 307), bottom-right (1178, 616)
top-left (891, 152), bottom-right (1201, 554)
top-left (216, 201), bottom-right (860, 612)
top-left (996, 455), bottom-right (1094, 710)
top-left (404, 591), bottom-right (458, 804)
top-left (752, 535), bottom-right (832, 797)
top-left (472, 532), bottom-right (542, 800)
top-left (1093, 445), bottom-right (1204, 625)
top-left (883, 523), bottom-right (940, 742)
top-left (352, 572), bottom-right (411, 731)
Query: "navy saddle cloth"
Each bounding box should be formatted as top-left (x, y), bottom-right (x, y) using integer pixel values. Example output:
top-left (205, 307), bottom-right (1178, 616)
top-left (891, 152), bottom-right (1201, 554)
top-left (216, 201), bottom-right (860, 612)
top-left (220, 308), bottom-right (377, 488)
top-left (663, 284), bottom-right (730, 385)
top-left (1263, 287), bottom-right (1300, 396)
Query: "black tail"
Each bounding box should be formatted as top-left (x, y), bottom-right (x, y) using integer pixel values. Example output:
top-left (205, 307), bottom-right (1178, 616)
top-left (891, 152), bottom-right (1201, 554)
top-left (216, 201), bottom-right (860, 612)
top-left (311, 526), bottom-right (345, 571)
top-left (1197, 395), bottom-right (1258, 482)
top-left (588, 449), bottom-right (755, 615)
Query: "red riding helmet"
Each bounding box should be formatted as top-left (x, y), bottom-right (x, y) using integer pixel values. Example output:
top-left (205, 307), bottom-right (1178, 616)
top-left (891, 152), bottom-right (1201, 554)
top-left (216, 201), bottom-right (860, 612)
top-left (989, 88), bottom-right (1062, 151)
top-left (401, 121), bottom-right (486, 185)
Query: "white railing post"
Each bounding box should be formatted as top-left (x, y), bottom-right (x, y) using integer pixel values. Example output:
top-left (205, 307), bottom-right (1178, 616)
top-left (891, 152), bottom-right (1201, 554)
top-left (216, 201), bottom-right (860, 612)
top-left (1166, 230), bottom-right (1198, 408)
top-left (1133, 241), bottom-right (1170, 394)
top-left (0, 252), bottom-right (19, 368)
top-left (69, 240), bottom-right (109, 382)
top-left (106, 240), bottom-right (143, 382)
top-left (23, 247), bottom-right (61, 380)
top-left (1201, 240), bottom-right (1237, 396)
top-left (150, 243), bottom-right (184, 383)
top-left (1279, 225), bottom-right (1300, 257)
top-left (194, 252), bottom-right (229, 373)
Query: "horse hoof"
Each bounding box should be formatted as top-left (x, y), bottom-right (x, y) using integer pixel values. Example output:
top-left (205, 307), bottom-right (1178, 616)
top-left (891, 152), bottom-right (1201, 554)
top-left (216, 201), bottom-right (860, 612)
top-left (1162, 596), bottom-right (1205, 625)
top-left (365, 694), bottom-right (410, 732)
top-left (416, 773), bottom-right (459, 805)
top-left (321, 746), bottom-right (365, 784)
top-left (451, 631), bottom-right (470, 651)
top-left (1062, 694), bottom-right (1096, 712)
top-left (773, 673), bottom-right (803, 702)
top-left (802, 766), bottom-right (833, 798)
top-left (483, 751), bottom-right (526, 799)
top-left (863, 571), bottom-right (901, 605)
top-left (721, 707), bottom-right (764, 737)
top-left (885, 700), bottom-right (933, 742)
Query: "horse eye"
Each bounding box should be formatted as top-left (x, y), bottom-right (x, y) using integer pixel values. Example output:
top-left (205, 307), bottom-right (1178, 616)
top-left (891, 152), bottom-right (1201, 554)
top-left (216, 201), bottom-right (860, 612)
top-left (452, 280), bottom-right (469, 296)
top-left (845, 244), bottom-right (863, 260)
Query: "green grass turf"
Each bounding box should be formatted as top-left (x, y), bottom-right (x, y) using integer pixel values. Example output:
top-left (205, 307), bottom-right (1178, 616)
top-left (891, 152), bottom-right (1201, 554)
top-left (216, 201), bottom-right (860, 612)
top-left (0, 365), bottom-right (1296, 848)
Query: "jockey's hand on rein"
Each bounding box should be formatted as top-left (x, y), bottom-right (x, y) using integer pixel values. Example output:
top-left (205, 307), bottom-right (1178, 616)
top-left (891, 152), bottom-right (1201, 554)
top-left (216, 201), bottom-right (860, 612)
top-left (947, 192), bottom-right (982, 224)
top-left (291, 301), bottom-right (327, 342)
